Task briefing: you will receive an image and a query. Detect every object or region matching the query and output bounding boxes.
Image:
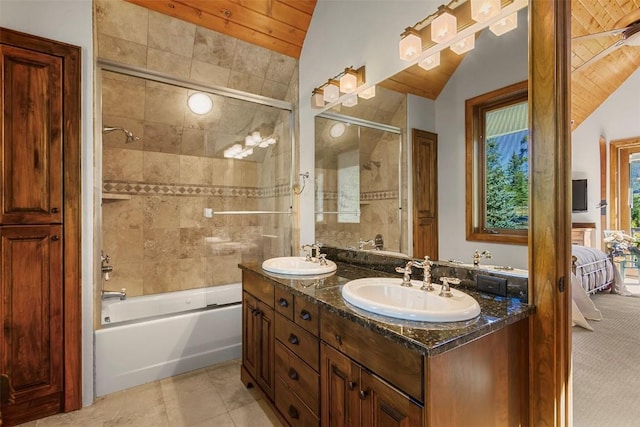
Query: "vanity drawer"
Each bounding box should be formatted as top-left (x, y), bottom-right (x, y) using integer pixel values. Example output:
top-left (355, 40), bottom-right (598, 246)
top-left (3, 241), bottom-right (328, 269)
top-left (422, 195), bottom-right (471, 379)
top-left (275, 341), bottom-right (320, 415)
top-left (275, 286), bottom-right (294, 320)
top-left (275, 376), bottom-right (319, 427)
top-left (242, 270), bottom-right (274, 308)
top-left (320, 308), bottom-right (424, 402)
top-left (294, 297), bottom-right (319, 336)
top-left (275, 314), bottom-right (319, 372)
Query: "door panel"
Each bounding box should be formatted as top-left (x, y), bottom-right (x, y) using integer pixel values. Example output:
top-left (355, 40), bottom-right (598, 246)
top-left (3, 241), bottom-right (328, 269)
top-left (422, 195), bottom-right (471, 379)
top-left (412, 129), bottom-right (438, 259)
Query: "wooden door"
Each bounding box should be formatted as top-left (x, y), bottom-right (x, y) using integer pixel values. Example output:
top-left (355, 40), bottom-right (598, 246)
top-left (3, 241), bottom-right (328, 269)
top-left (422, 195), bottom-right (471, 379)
top-left (0, 44), bottom-right (63, 225)
top-left (412, 129), bottom-right (438, 259)
top-left (360, 370), bottom-right (422, 427)
top-left (0, 225), bottom-right (63, 425)
top-left (320, 343), bottom-right (360, 427)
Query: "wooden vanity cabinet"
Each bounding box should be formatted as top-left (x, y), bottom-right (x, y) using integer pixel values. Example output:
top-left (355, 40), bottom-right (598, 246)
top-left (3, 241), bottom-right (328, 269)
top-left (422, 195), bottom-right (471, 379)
top-left (241, 271), bottom-right (275, 401)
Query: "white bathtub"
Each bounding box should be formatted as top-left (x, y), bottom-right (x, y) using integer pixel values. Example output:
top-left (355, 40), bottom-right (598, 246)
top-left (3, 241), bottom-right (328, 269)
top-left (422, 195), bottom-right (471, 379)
top-left (95, 283), bottom-right (242, 397)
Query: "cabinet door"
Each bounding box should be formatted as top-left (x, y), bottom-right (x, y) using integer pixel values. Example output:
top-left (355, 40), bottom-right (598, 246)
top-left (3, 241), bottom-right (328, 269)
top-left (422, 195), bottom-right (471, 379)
top-left (360, 370), bottom-right (423, 427)
top-left (242, 292), bottom-right (259, 380)
top-left (0, 225), bottom-right (63, 422)
top-left (256, 300), bottom-right (275, 401)
top-left (320, 343), bottom-right (360, 427)
top-left (0, 45), bottom-right (63, 224)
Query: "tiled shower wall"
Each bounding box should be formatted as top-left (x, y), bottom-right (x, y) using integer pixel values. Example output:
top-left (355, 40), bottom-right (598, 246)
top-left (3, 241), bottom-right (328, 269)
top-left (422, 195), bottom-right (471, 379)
top-left (96, 0), bottom-right (296, 297)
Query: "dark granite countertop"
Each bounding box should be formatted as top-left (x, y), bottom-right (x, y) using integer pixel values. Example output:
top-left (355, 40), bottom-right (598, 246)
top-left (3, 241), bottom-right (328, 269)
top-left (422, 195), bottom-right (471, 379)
top-left (239, 261), bottom-right (534, 357)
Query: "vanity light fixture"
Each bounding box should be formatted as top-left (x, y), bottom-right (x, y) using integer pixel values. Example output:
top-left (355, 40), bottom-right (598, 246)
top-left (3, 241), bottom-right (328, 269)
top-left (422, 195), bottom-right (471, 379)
top-left (398, 28), bottom-right (422, 61)
top-left (311, 66), bottom-right (368, 108)
top-left (358, 85), bottom-right (376, 99)
top-left (489, 11), bottom-right (518, 36)
top-left (342, 96), bottom-right (358, 107)
top-left (224, 132), bottom-right (277, 159)
top-left (418, 52), bottom-right (441, 71)
top-left (187, 92), bottom-right (213, 115)
top-left (396, 0), bottom-right (527, 70)
top-left (450, 34), bottom-right (475, 55)
top-left (339, 67), bottom-right (364, 94)
top-left (431, 7), bottom-right (457, 44)
top-left (470, 0), bottom-right (501, 23)
top-left (323, 80), bottom-right (340, 103)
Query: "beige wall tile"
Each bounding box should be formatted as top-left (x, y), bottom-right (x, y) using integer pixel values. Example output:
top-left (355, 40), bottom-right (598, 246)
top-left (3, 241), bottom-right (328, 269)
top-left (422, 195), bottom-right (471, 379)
top-left (232, 40), bottom-right (271, 78)
top-left (147, 48), bottom-right (191, 79)
top-left (103, 148), bottom-right (143, 181)
top-left (193, 27), bottom-right (236, 68)
top-left (265, 53), bottom-right (297, 84)
top-left (105, 261), bottom-right (143, 298)
top-left (147, 11), bottom-right (195, 58)
top-left (144, 228), bottom-right (180, 261)
top-left (179, 258), bottom-right (205, 290)
top-left (144, 85), bottom-right (187, 127)
top-left (180, 155), bottom-right (212, 185)
top-left (180, 128), bottom-right (206, 157)
top-left (102, 77), bottom-right (146, 121)
top-left (144, 151), bottom-right (180, 184)
top-left (190, 60), bottom-right (230, 87)
top-left (180, 227), bottom-right (205, 259)
top-left (143, 260), bottom-right (181, 294)
top-left (102, 196), bottom-right (144, 231)
top-left (179, 197), bottom-right (207, 229)
top-left (204, 253), bottom-right (242, 285)
top-left (143, 122), bottom-right (183, 154)
top-left (102, 115), bottom-right (144, 151)
top-left (228, 71), bottom-right (264, 95)
top-left (143, 196), bottom-right (180, 229)
top-left (98, 34), bottom-right (147, 67)
top-left (95, 0), bottom-right (148, 45)
top-left (261, 79), bottom-right (288, 100)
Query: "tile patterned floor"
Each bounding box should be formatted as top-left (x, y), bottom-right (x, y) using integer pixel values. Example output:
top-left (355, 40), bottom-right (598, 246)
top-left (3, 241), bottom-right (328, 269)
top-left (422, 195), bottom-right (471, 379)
top-left (17, 359), bottom-right (283, 427)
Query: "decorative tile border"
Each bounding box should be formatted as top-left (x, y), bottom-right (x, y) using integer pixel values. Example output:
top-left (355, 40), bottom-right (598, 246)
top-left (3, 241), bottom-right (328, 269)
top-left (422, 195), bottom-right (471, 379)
top-left (318, 190), bottom-right (399, 201)
top-left (103, 180), bottom-right (290, 198)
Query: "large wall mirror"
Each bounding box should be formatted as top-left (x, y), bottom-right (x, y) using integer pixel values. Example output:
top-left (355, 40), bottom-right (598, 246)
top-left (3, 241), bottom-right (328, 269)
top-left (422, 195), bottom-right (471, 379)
top-left (314, 112), bottom-right (406, 254)
top-left (312, 7), bottom-right (529, 268)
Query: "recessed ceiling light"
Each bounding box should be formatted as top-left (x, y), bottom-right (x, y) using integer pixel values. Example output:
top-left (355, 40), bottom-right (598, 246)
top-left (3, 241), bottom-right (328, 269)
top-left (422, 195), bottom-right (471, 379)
top-left (330, 122), bottom-right (346, 138)
top-left (187, 92), bottom-right (213, 115)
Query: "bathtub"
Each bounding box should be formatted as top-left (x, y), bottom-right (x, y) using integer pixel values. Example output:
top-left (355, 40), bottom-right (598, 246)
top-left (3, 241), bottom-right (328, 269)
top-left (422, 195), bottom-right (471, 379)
top-left (95, 283), bottom-right (242, 397)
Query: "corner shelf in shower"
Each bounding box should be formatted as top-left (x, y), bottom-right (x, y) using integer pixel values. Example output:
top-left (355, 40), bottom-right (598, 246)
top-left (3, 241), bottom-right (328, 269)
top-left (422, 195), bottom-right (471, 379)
top-left (102, 193), bottom-right (132, 201)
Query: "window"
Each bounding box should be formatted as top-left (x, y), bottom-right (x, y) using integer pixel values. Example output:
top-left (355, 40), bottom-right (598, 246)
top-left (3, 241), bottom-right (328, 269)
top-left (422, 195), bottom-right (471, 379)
top-left (466, 81), bottom-right (528, 244)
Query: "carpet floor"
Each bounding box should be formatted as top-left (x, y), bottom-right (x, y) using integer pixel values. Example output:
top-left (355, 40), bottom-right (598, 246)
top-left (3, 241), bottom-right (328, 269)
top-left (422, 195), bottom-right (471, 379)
top-left (572, 292), bottom-right (640, 427)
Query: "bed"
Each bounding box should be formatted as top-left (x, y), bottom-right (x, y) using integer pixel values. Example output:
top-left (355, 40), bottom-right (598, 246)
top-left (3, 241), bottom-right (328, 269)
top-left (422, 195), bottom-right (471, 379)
top-left (571, 245), bottom-right (618, 294)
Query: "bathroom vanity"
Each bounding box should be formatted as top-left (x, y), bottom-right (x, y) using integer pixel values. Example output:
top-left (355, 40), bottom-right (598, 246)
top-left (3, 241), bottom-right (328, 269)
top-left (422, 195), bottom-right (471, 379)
top-left (239, 260), bottom-right (532, 427)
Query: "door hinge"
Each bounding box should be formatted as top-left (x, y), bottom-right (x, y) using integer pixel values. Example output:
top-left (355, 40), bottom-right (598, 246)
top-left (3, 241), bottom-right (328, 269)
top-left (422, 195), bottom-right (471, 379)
top-left (558, 276), bottom-right (565, 292)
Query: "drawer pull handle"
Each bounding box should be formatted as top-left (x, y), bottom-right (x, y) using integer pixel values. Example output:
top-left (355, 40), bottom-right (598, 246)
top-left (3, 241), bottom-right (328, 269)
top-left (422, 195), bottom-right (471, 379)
top-left (348, 381), bottom-right (357, 391)
top-left (288, 334), bottom-right (299, 345)
top-left (252, 308), bottom-right (261, 316)
top-left (299, 309), bottom-right (311, 321)
top-left (51, 207), bottom-right (59, 213)
top-left (359, 389), bottom-right (369, 400)
top-left (288, 405), bottom-right (300, 420)
top-left (288, 368), bottom-right (299, 381)
top-left (335, 334), bottom-right (343, 345)
top-left (278, 297), bottom-right (289, 308)
top-left (51, 235), bottom-right (60, 241)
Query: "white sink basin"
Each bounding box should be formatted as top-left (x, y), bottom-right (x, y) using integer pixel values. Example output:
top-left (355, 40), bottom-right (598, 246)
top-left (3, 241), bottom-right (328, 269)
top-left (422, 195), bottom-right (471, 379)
top-left (341, 278), bottom-right (481, 322)
top-left (262, 257), bottom-right (337, 275)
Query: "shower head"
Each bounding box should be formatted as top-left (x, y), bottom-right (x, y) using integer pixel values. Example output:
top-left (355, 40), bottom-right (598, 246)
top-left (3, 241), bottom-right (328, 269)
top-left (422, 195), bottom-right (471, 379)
top-left (103, 126), bottom-right (140, 143)
top-left (362, 160), bottom-right (381, 170)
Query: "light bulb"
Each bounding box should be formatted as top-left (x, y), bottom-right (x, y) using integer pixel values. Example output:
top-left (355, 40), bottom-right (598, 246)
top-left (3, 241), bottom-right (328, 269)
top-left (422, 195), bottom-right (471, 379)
top-left (431, 11), bottom-right (457, 44)
top-left (418, 52), bottom-right (441, 70)
top-left (399, 30), bottom-right (422, 61)
top-left (187, 92), bottom-right (213, 115)
top-left (471, 0), bottom-right (501, 23)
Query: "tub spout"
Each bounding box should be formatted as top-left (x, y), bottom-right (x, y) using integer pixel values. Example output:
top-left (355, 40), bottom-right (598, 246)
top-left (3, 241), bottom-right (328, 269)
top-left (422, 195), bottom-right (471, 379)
top-left (102, 288), bottom-right (127, 300)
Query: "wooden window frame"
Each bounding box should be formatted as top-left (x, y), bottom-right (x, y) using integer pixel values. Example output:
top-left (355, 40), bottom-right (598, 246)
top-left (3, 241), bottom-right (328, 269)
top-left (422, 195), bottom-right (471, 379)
top-left (465, 80), bottom-right (528, 244)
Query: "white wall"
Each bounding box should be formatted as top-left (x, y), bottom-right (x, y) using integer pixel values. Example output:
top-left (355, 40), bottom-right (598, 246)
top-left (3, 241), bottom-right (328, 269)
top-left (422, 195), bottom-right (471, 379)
top-left (435, 9), bottom-right (529, 268)
top-left (571, 67), bottom-right (640, 247)
top-left (299, 0), bottom-right (442, 244)
top-left (0, 0), bottom-right (95, 406)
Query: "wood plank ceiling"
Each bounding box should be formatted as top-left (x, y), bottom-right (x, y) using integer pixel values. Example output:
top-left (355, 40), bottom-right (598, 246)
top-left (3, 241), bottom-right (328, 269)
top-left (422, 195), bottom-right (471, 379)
top-left (125, 0), bottom-right (317, 58)
top-left (127, 0), bottom-right (639, 128)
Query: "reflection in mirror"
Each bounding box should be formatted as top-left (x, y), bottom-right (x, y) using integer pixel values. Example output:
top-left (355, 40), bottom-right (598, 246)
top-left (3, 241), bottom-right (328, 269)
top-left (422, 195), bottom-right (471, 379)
top-left (315, 113), bottom-right (404, 253)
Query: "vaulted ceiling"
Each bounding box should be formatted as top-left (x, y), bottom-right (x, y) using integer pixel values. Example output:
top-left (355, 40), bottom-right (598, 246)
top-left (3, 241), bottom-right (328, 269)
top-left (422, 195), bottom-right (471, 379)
top-left (128, 0), bottom-right (640, 128)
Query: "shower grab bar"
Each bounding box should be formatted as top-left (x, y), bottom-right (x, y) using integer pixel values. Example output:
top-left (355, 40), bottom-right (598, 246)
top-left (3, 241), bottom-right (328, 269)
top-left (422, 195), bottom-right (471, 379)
top-left (314, 211), bottom-right (361, 215)
top-left (208, 210), bottom-right (292, 215)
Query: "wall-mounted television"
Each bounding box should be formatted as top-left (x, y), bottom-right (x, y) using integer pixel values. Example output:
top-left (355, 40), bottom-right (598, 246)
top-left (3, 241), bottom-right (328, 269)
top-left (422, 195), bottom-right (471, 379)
top-left (572, 179), bottom-right (588, 212)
